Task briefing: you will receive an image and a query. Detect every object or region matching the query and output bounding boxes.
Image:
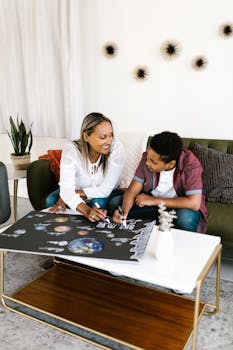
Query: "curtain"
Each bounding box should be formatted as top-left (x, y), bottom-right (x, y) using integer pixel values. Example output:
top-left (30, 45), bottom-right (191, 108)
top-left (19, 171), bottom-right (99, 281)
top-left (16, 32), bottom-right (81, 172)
top-left (0, 0), bottom-right (83, 139)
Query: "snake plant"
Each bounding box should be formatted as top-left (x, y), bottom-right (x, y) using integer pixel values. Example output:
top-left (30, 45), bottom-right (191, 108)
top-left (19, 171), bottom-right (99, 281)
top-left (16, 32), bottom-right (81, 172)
top-left (7, 115), bottom-right (33, 156)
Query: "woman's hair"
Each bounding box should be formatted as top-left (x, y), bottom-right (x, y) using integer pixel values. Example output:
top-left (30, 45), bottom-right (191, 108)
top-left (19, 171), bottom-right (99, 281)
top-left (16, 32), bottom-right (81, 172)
top-left (73, 112), bottom-right (113, 171)
top-left (149, 131), bottom-right (183, 163)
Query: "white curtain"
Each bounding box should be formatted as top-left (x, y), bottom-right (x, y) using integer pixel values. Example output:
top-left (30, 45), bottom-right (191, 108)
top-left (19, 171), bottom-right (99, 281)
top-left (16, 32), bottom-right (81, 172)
top-left (0, 0), bottom-right (83, 139)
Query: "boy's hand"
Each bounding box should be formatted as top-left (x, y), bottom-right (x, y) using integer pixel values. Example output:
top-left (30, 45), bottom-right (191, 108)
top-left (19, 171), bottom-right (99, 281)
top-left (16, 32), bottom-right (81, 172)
top-left (112, 209), bottom-right (126, 224)
top-left (135, 193), bottom-right (154, 207)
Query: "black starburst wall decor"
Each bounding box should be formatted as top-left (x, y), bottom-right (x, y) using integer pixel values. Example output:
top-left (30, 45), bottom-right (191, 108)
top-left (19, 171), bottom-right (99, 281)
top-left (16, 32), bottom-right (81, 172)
top-left (192, 56), bottom-right (208, 71)
top-left (103, 42), bottom-right (118, 58)
top-left (160, 40), bottom-right (181, 60)
top-left (133, 66), bottom-right (149, 81)
top-left (219, 23), bottom-right (233, 38)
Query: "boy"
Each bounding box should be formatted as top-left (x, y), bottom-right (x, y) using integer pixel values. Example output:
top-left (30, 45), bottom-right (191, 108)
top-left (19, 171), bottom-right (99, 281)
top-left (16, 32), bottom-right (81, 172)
top-left (110, 131), bottom-right (208, 233)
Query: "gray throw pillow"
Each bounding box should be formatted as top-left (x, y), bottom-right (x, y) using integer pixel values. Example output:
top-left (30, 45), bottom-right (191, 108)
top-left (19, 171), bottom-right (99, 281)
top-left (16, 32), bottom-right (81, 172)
top-left (192, 143), bottom-right (233, 204)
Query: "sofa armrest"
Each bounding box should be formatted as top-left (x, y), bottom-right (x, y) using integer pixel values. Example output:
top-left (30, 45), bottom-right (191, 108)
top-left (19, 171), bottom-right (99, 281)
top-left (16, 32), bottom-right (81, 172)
top-left (27, 159), bottom-right (59, 210)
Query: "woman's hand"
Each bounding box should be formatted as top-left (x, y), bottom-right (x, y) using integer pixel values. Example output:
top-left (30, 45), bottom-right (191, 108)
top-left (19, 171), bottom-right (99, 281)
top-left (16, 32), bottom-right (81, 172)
top-left (49, 198), bottom-right (66, 213)
top-left (87, 206), bottom-right (107, 222)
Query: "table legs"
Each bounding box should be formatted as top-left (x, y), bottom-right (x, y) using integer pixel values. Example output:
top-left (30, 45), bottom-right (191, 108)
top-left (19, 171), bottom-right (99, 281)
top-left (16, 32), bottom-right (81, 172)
top-left (192, 244), bottom-right (222, 350)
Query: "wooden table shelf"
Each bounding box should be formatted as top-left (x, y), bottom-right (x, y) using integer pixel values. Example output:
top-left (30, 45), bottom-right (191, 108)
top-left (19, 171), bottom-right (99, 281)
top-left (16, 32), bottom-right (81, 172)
top-left (9, 263), bottom-right (205, 350)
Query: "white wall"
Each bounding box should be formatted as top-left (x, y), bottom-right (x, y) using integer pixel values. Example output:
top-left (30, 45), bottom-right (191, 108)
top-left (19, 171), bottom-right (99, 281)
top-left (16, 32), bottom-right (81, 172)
top-left (2, 0), bottom-right (233, 197)
top-left (79, 0), bottom-right (233, 139)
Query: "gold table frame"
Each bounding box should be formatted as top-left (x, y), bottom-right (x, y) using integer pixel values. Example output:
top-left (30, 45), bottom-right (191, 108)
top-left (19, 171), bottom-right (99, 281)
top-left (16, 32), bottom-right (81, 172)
top-left (0, 244), bottom-right (222, 350)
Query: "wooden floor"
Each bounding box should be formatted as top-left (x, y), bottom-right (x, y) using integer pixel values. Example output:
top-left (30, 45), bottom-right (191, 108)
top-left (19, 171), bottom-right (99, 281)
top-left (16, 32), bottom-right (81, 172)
top-left (12, 263), bottom-right (205, 350)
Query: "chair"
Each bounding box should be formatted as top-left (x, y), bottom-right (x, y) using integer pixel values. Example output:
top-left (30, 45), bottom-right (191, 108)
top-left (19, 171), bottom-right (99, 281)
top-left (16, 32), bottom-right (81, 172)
top-left (0, 162), bottom-right (11, 224)
top-left (27, 159), bottom-right (58, 210)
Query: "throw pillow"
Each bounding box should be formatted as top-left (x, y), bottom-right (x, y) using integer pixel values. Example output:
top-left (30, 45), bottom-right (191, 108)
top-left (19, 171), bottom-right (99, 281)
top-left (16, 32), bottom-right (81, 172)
top-left (192, 143), bottom-right (233, 204)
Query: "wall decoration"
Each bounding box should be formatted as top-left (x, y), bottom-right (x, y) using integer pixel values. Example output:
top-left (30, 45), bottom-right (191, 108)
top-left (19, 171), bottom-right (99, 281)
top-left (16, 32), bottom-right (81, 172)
top-left (192, 56), bottom-right (208, 71)
top-left (160, 40), bottom-right (181, 60)
top-left (133, 66), bottom-right (149, 81)
top-left (219, 22), bottom-right (233, 38)
top-left (103, 42), bottom-right (118, 58)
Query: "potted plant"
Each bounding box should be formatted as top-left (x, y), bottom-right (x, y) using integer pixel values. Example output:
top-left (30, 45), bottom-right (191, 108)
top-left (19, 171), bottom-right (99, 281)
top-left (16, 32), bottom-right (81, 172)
top-left (7, 115), bottom-right (33, 170)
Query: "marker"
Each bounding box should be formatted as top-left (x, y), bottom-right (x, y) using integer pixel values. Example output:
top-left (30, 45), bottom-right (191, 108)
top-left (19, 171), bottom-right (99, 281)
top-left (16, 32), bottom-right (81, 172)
top-left (105, 216), bottom-right (111, 224)
top-left (118, 206), bottom-right (127, 228)
top-left (94, 202), bottom-right (100, 209)
top-left (94, 202), bottom-right (110, 223)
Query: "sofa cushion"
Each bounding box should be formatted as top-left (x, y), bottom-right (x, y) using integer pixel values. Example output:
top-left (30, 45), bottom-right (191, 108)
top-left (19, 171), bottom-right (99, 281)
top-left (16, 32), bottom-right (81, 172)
top-left (193, 143), bottom-right (233, 204)
top-left (117, 133), bottom-right (149, 188)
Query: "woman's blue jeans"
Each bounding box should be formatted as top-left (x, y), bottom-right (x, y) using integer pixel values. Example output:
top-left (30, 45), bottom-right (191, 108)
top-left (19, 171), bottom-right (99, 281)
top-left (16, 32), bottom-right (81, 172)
top-left (107, 192), bottom-right (200, 232)
top-left (45, 188), bottom-right (121, 210)
top-left (45, 189), bottom-right (60, 208)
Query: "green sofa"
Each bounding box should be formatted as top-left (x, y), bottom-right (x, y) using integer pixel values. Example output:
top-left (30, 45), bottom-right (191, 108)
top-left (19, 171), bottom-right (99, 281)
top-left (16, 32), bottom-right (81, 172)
top-left (27, 137), bottom-right (233, 247)
top-left (181, 138), bottom-right (233, 247)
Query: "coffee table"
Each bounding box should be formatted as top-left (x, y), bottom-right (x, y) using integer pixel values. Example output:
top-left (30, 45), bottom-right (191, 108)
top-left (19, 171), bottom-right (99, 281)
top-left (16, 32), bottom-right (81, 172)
top-left (0, 226), bottom-right (222, 350)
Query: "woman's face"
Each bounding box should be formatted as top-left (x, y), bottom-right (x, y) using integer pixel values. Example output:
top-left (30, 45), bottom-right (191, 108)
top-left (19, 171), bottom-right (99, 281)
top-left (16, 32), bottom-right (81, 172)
top-left (84, 121), bottom-right (113, 156)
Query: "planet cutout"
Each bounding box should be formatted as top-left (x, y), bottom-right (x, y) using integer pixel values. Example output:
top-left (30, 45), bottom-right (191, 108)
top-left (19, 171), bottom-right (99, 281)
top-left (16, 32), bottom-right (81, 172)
top-left (68, 238), bottom-right (104, 255)
top-left (54, 226), bottom-right (72, 233)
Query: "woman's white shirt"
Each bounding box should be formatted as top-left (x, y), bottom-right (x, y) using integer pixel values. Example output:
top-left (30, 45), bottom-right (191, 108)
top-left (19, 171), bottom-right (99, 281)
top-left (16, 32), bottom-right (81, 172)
top-left (59, 139), bottom-right (125, 211)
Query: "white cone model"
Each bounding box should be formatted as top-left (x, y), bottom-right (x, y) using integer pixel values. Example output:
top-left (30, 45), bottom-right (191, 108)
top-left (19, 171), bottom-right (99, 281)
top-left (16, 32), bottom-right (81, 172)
top-left (154, 202), bottom-right (177, 262)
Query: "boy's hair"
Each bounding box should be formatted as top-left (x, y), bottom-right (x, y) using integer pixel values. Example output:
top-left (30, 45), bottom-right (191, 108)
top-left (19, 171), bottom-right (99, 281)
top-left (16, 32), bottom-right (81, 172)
top-left (149, 131), bottom-right (183, 163)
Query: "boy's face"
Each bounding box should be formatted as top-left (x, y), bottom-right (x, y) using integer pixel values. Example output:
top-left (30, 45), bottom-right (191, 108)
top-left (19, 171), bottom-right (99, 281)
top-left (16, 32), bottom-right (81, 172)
top-left (146, 147), bottom-right (176, 173)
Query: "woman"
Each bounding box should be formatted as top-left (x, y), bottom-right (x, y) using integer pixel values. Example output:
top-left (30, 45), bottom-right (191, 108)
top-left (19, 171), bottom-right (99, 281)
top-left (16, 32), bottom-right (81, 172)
top-left (49, 112), bottom-right (125, 222)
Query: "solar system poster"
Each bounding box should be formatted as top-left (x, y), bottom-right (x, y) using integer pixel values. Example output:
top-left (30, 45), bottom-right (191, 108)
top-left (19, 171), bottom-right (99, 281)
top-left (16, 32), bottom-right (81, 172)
top-left (0, 211), bottom-right (155, 261)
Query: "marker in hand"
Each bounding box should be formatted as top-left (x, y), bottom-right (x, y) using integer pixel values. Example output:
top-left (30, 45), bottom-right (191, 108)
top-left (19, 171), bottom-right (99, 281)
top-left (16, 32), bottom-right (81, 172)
top-left (118, 206), bottom-right (127, 228)
top-left (94, 202), bottom-right (110, 223)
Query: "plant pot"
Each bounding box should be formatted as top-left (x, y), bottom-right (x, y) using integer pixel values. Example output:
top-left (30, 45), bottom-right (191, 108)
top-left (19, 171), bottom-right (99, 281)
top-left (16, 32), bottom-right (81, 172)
top-left (10, 153), bottom-right (31, 170)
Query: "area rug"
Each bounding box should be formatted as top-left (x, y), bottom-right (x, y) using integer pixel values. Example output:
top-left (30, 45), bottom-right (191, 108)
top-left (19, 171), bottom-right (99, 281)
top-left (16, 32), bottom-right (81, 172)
top-left (1, 252), bottom-right (233, 350)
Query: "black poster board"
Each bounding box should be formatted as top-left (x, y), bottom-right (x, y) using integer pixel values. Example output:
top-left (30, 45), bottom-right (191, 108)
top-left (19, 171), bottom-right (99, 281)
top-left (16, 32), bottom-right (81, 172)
top-left (0, 211), bottom-right (155, 261)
